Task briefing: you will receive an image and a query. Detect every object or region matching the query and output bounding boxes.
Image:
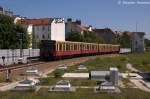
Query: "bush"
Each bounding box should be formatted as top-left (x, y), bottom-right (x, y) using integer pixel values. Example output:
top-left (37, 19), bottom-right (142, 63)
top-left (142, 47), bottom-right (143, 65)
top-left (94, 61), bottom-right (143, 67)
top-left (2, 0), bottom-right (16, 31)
top-left (142, 60), bottom-right (149, 65)
top-left (120, 57), bottom-right (127, 61)
top-left (116, 64), bottom-right (121, 69)
top-left (54, 69), bottom-right (65, 78)
top-left (39, 78), bottom-right (49, 85)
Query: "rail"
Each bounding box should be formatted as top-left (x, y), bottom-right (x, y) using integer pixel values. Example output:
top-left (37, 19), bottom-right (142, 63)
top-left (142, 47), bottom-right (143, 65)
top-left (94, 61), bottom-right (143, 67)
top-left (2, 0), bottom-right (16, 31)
top-left (0, 62), bottom-right (45, 72)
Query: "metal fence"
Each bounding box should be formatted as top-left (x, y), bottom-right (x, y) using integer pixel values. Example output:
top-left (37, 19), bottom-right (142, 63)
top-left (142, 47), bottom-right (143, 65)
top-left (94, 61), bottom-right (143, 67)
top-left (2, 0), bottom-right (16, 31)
top-left (0, 49), bottom-right (40, 65)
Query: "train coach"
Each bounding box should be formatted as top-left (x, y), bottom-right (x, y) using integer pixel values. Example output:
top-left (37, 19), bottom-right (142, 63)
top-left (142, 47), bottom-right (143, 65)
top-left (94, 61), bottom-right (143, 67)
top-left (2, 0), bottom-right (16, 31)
top-left (40, 40), bottom-right (120, 60)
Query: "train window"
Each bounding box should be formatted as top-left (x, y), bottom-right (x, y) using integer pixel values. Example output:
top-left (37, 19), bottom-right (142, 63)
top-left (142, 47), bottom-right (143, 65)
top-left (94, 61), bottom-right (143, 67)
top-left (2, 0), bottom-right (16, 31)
top-left (70, 43), bottom-right (72, 51)
top-left (72, 43), bottom-right (75, 50)
top-left (66, 44), bottom-right (69, 51)
top-left (59, 43), bottom-right (62, 51)
top-left (72, 43), bottom-right (74, 50)
top-left (56, 43), bottom-right (57, 51)
top-left (64, 43), bottom-right (66, 51)
top-left (57, 43), bottom-right (59, 51)
top-left (80, 44), bottom-right (82, 50)
top-left (68, 44), bottom-right (70, 51)
top-left (79, 44), bottom-right (81, 50)
top-left (74, 44), bottom-right (77, 50)
top-left (61, 43), bottom-right (64, 51)
top-left (87, 45), bottom-right (89, 50)
top-left (74, 44), bottom-right (75, 50)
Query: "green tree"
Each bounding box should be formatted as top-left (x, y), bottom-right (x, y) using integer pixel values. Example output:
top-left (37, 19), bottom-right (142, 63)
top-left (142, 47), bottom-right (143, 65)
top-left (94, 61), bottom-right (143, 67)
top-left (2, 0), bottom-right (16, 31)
top-left (66, 31), bottom-right (104, 43)
top-left (0, 14), bottom-right (30, 49)
top-left (113, 32), bottom-right (131, 48)
top-left (83, 31), bottom-right (104, 43)
top-left (66, 31), bottom-right (83, 42)
top-left (15, 24), bottom-right (31, 48)
top-left (145, 38), bottom-right (150, 48)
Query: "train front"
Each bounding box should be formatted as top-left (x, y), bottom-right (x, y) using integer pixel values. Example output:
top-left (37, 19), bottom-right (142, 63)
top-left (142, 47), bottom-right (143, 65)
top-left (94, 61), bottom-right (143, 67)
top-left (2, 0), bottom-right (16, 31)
top-left (40, 40), bottom-right (56, 60)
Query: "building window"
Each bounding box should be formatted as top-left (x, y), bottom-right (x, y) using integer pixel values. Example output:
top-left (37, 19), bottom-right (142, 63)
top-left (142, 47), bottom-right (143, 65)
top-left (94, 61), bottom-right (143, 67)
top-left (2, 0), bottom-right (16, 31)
top-left (42, 34), bottom-right (45, 39)
top-left (48, 34), bottom-right (49, 39)
top-left (42, 26), bottom-right (45, 30)
top-left (36, 26), bottom-right (39, 31)
top-left (48, 26), bottom-right (50, 31)
top-left (37, 35), bottom-right (39, 39)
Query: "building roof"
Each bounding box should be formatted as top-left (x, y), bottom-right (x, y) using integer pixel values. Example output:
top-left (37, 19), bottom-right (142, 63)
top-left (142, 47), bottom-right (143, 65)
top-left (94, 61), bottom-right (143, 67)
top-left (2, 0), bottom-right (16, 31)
top-left (77, 25), bottom-right (89, 31)
top-left (56, 80), bottom-right (70, 86)
top-left (91, 71), bottom-right (110, 76)
top-left (19, 80), bottom-right (33, 84)
top-left (16, 18), bottom-right (54, 25)
top-left (133, 32), bottom-right (145, 37)
top-left (101, 81), bottom-right (113, 86)
top-left (0, 6), bottom-right (3, 11)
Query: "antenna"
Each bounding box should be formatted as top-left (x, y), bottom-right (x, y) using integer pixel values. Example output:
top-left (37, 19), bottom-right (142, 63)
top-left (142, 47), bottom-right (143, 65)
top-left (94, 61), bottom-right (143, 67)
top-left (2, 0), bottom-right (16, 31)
top-left (136, 21), bottom-right (138, 33)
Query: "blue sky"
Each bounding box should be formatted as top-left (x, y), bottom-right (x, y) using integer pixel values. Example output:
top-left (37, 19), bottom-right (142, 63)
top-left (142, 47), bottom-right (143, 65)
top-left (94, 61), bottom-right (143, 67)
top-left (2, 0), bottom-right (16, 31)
top-left (0, 0), bottom-right (150, 38)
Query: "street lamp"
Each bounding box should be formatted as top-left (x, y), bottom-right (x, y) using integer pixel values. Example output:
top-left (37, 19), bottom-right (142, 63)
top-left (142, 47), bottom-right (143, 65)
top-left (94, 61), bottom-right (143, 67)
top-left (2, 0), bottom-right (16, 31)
top-left (2, 56), bottom-right (5, 66)
top-left (2, 56), bottom-right (10, 82)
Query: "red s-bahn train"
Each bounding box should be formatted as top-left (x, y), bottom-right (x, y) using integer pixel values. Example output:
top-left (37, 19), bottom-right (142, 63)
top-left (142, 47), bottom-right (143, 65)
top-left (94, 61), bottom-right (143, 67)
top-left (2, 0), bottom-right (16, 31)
top-left (40, 40), bottom-right (120, 60)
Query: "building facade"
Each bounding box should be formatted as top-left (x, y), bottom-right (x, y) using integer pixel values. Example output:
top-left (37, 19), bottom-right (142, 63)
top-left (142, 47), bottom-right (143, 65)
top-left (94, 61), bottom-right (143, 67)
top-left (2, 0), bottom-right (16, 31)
top-left (65, 18), bottom-right (91, 39)
top-left (131, 32), bottom-right (145, 52)
top-left (16, 18), bottom-right (65, 48)
top-left (0, 6), bottom-right (13, 16)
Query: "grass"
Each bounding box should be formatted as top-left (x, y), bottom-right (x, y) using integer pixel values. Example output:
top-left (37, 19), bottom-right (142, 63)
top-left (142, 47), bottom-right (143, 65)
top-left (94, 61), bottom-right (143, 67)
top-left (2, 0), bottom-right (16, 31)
top-left (43, 52), bottom-right (150, 87)
top-left (39, 77), bottom-right (97, 87)
top-left (67, 52), bottom-right (150, 72)
top-left (39, 77), bottom-right (61, 86)
top-left (0, 75), bottom-right (5, 83)
top-left (126, 52), bottom-right (150, 72)
top-left (65, 55), bottom-right (128, 73)
top-left (0, 88), bottom-right (150, 99)
top-left (70, 79), bottom-right (97, 86)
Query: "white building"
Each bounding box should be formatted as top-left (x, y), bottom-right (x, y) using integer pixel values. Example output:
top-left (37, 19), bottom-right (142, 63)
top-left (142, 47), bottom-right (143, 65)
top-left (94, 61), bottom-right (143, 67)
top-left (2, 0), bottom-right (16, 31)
top-left (65, 18), bottom-right (92, 39)
top-left (16, 18), bottom-right (65, 48)
top-left (131, 32), bottom-right (145, 53)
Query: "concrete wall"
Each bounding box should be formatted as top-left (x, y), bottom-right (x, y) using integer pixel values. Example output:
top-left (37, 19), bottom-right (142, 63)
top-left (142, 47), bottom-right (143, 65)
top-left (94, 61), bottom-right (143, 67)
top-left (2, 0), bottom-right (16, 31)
top-left (0, 49), bottom-right (40, 66)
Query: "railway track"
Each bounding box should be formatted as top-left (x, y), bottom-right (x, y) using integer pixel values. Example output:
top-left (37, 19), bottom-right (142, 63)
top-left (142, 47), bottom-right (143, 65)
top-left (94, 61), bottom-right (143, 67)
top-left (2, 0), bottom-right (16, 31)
top-left (0, 62), bottom-right (45, 72)
top-left (0, 54), bottom-right (119, 79)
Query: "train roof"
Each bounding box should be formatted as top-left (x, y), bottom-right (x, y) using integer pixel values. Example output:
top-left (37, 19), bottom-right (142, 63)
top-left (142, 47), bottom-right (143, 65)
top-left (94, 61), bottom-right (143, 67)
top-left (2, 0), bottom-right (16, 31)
top-left (42, 40), bottom-right (120, 46)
